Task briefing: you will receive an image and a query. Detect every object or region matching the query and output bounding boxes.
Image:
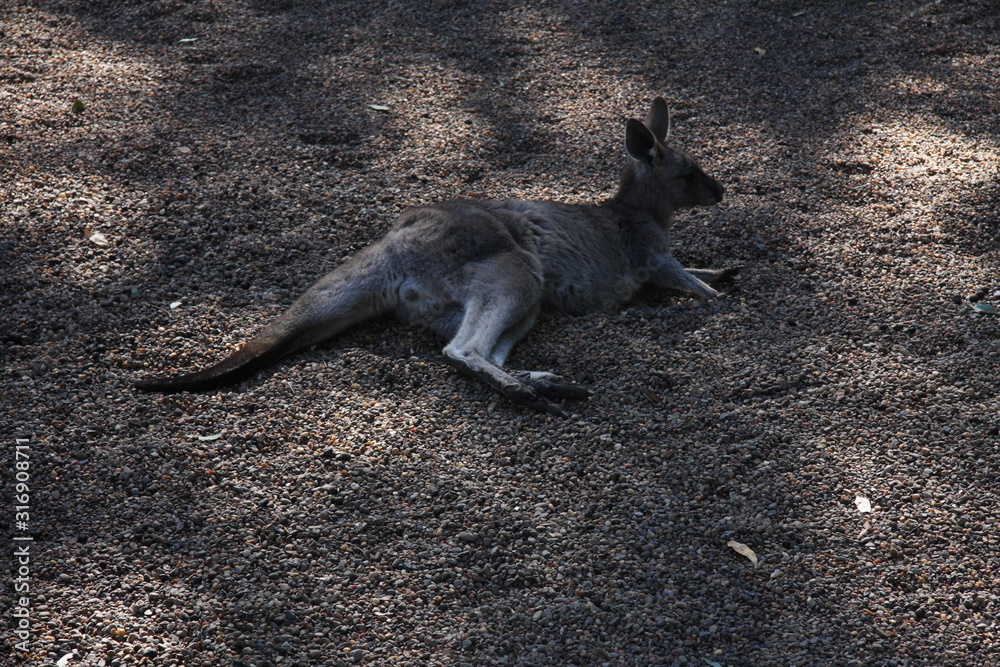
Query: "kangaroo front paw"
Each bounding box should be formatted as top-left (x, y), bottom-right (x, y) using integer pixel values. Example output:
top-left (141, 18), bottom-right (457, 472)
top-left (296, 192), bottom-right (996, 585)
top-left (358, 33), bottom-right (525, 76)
top-left (687, 266), bottom-right (741, 288)
top-left (714, 266), bottom-right (741, 284)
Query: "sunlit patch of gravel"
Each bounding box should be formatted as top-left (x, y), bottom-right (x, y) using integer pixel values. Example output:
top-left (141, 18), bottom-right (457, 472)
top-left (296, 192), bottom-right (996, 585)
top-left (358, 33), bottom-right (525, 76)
top-left (2, 1), bottom-right (998, 666)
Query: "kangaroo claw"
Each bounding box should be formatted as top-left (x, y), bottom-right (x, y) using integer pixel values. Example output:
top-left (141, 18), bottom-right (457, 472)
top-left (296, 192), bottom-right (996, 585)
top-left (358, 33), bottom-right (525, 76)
top-left (717, 266), bottom-right (742, 283)
top-left (513, 371), bottom-right (592, 400)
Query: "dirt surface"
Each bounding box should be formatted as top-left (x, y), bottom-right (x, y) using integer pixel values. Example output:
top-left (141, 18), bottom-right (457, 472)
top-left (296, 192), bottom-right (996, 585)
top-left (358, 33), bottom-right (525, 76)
top-left (2, 1), bottom-right (999, 665)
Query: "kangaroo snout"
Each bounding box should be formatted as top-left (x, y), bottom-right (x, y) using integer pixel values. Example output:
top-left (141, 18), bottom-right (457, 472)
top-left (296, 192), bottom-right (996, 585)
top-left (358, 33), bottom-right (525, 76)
top-left (705, 180), bottom-right (725, 205)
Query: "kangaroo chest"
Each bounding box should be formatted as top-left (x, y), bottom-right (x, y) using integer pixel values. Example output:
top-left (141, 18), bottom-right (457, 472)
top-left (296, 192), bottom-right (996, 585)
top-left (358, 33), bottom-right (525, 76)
top-left (489, 200), bottom-right (651, 315)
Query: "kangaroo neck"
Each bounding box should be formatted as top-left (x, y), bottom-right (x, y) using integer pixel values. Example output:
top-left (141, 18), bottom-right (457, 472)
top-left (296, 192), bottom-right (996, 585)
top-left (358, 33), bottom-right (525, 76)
top-left (608, 164), bottom-right (676, 226)
top-left (604, 193), bottom-right (674, 230)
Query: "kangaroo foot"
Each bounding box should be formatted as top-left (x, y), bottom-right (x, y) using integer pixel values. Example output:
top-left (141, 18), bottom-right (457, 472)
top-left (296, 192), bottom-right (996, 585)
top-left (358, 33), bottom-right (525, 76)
top-left (503, 385), bottom-right (571, 418)
top-left (442, 353), bottom-right (571, 417)
top-left (512, 371), bottom-right (592, 400)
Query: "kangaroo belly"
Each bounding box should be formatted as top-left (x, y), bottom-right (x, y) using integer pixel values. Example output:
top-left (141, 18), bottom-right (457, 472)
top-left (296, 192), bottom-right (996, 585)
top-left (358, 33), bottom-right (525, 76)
top-left (541, 271), bottom-right (639, 314)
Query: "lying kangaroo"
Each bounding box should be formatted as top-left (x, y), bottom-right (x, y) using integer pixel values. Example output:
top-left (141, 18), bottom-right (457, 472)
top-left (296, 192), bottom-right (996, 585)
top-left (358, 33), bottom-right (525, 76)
top-left (136, 97), bottom-right (732, 416)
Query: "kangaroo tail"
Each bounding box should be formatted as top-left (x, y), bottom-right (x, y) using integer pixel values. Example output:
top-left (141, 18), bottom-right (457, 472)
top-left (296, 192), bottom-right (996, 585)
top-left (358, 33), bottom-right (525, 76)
top-left (135, 246), bottom-right (400, 393)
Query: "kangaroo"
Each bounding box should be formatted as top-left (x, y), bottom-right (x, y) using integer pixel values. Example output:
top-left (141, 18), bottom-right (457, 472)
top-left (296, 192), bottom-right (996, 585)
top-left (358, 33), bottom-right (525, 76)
top-left (136, 97), bottom-right (732, 416)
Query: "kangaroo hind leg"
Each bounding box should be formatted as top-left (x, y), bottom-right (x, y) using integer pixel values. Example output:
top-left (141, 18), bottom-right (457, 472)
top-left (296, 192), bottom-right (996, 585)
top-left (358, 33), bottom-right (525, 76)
top-left (487, 307), bottom-right (592, 402)
top-left (441, 269), bottom-right (582, 416)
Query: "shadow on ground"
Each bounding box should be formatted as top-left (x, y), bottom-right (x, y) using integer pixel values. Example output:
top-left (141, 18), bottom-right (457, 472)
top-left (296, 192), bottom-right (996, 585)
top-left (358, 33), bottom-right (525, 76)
top-left (1, 1), bottom-right (997, 665)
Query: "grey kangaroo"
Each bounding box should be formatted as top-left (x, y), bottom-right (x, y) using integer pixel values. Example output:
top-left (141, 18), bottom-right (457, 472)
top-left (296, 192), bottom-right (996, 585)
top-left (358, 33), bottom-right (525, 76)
top-left (136, 97), bottom-right (732, 416)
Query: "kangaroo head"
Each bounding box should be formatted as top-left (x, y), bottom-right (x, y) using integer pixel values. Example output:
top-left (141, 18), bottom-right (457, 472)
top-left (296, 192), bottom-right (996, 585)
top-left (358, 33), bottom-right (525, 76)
top-left (616, 97), bottom-right (724, 220)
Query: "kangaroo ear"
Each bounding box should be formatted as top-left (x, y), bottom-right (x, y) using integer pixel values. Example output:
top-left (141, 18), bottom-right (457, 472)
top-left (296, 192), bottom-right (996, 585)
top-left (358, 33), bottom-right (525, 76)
top-left (645, 97), bottom-right (670, 143)
top-left (625, 119), bottom-right (660, 164)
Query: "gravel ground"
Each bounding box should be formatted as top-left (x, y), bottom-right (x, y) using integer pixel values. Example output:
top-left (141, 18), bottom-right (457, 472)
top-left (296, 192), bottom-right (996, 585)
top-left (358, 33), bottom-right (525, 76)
top-left (3, 1), bottom-right (999, 665)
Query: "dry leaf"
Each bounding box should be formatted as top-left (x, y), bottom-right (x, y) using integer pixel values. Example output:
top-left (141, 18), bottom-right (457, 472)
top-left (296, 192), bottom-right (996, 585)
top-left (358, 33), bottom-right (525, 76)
top-left (169, 301), bottom-right (182, 309)
top-left (56, 653), bottom-right (75, 667)
top-left (369, 104), bottom-right (390, 111)
top-left (855, 495), bottom-right (872, 513)
top-left (197, 433), bottom-right (223, 441)
top-left (727, 540), bottom-right (758, 566)
top-left (87, 231), bottom-right (109, 246)
top-left (753, 47), bottom-right (766, 56)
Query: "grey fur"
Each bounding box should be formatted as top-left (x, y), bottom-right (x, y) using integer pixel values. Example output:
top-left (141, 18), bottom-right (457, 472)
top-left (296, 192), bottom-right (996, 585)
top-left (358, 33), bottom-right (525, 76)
top-left (135, 98), bottom-right (732, 416)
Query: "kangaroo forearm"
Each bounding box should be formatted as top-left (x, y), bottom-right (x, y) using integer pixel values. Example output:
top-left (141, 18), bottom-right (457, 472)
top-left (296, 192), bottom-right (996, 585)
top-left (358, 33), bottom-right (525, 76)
top-left (649, 254), bottom-right (720, 300)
